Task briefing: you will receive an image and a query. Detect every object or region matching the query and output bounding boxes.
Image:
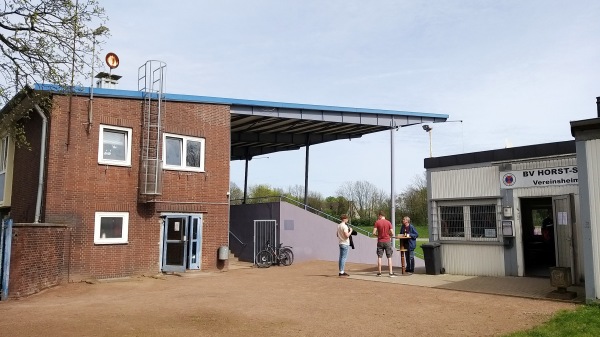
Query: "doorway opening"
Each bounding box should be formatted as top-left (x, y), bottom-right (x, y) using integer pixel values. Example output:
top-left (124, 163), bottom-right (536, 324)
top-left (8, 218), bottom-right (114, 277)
top-left (520, 197), bottom-right (555, 277)
top-left (161, 214), bottom-right (203, 273)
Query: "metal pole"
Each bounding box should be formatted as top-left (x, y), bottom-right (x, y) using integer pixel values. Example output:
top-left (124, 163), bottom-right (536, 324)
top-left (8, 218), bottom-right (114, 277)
top-left (390, 127), bottom-right (396, 229)
top-left (304, 140), bottom-right (310, 209)
top-left (429, 130), bottom-right (432, 158)
top-left (243, 158), bottom-right (249, 204)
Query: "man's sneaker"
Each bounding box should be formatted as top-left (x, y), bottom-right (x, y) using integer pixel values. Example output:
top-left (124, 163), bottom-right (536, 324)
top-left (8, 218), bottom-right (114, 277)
top-left (339, 272), bottom-right (350, 277)
top-left (389, 273), bottom-right (397, 278)
top-left (376, 273), bottom-right (382, 277)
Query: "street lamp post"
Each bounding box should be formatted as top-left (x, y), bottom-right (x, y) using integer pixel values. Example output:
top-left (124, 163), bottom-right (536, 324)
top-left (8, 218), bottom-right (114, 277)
top-left (422, 125), bottom-right (433, 158)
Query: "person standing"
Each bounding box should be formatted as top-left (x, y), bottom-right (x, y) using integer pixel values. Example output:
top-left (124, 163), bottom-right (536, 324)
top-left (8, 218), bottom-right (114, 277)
top-left (373, 211), bottom-right (396, 277)
top-left (336, 214), bottom-right (352, 277)
top-left (399, 216), bottom-right (419, 274)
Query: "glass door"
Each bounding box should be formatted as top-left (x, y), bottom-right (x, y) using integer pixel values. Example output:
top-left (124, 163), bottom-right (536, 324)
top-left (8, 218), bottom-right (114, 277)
top-left (188, 215), bottom-right (203, 270)
top-left (162, 216), bottom-right (187, 272)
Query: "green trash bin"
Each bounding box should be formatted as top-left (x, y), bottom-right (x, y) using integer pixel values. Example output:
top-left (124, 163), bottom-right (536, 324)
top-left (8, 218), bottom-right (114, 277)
top-left (422, 242), bottom-right (442, 275)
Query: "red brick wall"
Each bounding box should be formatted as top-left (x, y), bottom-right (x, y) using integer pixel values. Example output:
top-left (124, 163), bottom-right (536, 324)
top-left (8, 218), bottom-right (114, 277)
top-left (8, 224), bottom-right (70, 298)
top-left (34, 94), bottom-right (230, 280)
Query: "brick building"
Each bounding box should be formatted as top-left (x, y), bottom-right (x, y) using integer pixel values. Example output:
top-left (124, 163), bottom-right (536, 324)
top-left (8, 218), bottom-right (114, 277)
top-left (1, 80), bottom-right (231, 295)
top-left (0, 66), bottom-right (448, 298)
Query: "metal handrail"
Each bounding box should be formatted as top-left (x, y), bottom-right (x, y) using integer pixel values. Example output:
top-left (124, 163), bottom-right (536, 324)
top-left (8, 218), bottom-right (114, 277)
top-left (230, 195), bottom-right (372, 237)
top-left (229, 230), bottom-right (246, 247)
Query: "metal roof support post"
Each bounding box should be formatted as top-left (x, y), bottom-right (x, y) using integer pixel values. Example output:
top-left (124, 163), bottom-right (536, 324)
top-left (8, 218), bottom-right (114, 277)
top-left (390, 126), bottom-right (396, 229)
top-left (303, 138), bottom-right (310, 209)
top-left (243, 154), bottom-right (250, 204)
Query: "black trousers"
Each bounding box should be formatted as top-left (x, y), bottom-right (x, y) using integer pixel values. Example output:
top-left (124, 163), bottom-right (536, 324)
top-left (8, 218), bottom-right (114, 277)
top-left (406, 250), bottom-right (415, 272)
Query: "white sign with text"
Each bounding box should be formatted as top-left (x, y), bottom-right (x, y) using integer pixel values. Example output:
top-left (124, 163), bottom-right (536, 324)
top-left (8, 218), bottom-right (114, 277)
top-left (500, 166), bottom-right (578, 189)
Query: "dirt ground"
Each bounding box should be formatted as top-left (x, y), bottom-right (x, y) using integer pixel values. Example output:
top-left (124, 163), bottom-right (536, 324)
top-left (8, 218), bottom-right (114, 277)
top-left (0, 260), bottom-right (577, 337)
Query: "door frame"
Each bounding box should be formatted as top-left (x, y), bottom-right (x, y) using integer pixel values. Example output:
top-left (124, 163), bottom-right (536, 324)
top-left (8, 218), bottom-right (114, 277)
top-left (161, 213), bottom-right (203, 272)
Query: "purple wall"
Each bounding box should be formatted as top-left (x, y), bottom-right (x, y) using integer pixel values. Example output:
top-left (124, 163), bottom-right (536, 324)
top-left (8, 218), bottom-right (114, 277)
top-left (279, 202), bottom-right (402, 267)
top-left (229, 201), bottom-right (403, 267)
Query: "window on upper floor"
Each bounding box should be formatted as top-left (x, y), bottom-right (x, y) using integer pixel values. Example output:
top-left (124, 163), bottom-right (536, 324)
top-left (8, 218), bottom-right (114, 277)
top-left (0, 136), bottom-right (7, 202)
top-left (94, 212), bottom-right (129, 244)
top-left (163, 133), bottom-right (205, 172)
top-left (98, 125), bottom-right (132, 166)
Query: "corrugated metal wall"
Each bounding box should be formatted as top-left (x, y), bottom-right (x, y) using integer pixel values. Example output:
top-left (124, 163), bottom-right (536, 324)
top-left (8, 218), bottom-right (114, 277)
top-left (441, 244), bottom-right (505, 276)
top-left (511, 156), bottom-right (576, 170)
top-left (431, 166), bottom-right (499, 199)
top-left (584, 139), bottom-right (600, 297)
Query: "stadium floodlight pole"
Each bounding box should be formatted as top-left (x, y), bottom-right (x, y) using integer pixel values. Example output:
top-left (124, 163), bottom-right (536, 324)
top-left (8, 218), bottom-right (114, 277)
top-left (422, 125), bottom-right (433, 158)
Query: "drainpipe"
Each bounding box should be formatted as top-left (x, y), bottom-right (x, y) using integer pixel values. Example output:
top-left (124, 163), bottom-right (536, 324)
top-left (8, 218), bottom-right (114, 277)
top-left (33, 104), bottom-right (48, 223)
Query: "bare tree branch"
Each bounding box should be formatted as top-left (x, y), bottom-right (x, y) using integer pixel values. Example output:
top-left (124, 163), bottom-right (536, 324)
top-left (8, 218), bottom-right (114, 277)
top-left (0, 0), bottom-right (108, 104)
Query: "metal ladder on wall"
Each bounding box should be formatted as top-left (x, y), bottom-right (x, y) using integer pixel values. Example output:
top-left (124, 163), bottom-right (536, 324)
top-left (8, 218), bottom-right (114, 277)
top-left (137, 60), bottom-right (167, 200)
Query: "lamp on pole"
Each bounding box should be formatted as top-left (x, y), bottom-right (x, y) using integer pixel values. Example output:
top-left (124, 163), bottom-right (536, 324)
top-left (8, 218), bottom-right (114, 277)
top-left (422, 124), bottom-right (433, 157)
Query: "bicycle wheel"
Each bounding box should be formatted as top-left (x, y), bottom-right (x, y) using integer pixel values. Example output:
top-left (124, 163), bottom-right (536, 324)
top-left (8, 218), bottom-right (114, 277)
top-left (279, 250), bottom-right (293, 266)
top-left (255, 250), bottom-right (273, 268)
top-left (280, 247), bottom-right (294, 265)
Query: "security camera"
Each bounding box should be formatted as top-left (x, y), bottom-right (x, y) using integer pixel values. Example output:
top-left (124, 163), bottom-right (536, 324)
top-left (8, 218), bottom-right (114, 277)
top-left (422, 125), bottom-right (432, 132)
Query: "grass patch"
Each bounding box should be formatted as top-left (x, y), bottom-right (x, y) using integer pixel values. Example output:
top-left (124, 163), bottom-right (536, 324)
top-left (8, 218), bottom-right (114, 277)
top-left (504, 305), bottom-right (600, 337)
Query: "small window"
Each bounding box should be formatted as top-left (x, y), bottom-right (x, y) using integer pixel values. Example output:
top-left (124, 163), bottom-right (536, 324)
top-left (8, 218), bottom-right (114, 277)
top-left (98, 125), bottom-right (132, 166)
top-left (94, 212), bottom-right (129, 244)
top-left (437, 200), bottom-right (500, 242)
top-left (163, 133), bottom-right (205, 172)
top-left (440, 206), bottom-right (465, 238)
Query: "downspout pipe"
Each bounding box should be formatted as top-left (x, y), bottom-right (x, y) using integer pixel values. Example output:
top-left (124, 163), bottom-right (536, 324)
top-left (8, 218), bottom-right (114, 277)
top-left (33, 104), bottom-right (48, 223)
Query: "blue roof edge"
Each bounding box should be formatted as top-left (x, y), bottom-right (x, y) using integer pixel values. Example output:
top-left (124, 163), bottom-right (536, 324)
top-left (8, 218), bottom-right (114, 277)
top-left (33, 83), bottom-right (449, 119)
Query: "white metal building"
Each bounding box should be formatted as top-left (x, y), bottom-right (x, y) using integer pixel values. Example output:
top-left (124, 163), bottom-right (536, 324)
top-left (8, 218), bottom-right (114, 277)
top-left (425, 103), bottom-right (600, 304)
top-left (424, 140), bottom-right (583, 283)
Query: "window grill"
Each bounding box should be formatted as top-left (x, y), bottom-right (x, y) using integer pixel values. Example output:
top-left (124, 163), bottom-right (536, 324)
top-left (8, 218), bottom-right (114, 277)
top-left (434, 200), bottom-right (501, 242)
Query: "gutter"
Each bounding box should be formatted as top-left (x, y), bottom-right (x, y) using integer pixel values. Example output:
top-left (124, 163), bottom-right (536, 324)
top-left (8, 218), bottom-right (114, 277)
top-left (33, 104), bottom-right (48, 223)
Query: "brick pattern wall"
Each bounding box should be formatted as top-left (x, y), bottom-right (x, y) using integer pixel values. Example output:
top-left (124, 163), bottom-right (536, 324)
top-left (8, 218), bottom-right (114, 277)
top-left (8, 224), bottom-right (70, 298)
top-left (29, 94), bottom-right (230, 280)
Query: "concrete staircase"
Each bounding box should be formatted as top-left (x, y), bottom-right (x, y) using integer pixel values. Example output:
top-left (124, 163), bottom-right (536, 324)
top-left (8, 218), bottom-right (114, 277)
top-left (227, 251), bottom-right (254, 270)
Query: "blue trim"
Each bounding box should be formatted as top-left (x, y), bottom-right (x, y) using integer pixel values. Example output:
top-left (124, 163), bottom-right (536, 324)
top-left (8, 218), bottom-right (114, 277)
top-left (33, 83), bottom-right (449, 119)
top-left (1, 219), bottom-right (12, 301)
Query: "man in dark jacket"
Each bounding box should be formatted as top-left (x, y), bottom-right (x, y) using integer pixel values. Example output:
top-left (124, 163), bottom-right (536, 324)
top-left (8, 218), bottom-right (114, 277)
top-left (399, 216), bottom-right (419, 274)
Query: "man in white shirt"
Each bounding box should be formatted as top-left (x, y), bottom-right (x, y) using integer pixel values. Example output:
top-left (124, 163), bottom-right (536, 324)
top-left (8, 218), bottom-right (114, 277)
top-left (337, 214), bottom-right (352, 277)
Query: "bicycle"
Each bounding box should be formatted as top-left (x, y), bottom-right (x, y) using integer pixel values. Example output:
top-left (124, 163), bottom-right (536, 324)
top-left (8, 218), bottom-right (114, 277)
top-left (255, 241), bottom-right (294, 268)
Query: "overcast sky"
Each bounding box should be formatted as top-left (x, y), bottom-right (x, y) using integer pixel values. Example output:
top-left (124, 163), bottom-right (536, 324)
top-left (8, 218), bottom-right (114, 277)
top-left (98, 0), bottom-right (600, 197)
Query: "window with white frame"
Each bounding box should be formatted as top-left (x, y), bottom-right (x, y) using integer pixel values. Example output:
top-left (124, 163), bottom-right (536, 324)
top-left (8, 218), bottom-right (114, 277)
top-left (98, 125), bottom-right (132, 166)
top-left (0, 136), bottom-right (7, 202)
top-left (163, 133), bottom-right (205, 172)
top-left (94, 212), bottom-right (129, 244)
top-left (437, 200), bottom-right (500, 242)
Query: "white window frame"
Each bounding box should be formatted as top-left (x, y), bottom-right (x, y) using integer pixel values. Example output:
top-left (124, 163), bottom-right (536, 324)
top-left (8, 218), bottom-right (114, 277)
top-left (162, 133), bottom-right (205, 172)
top-left (436, 199), bottom-right (501, 243)
top-left (94, 212), bottom-right (129, 245)
top-left (98, 125), bottom-right (132, 167)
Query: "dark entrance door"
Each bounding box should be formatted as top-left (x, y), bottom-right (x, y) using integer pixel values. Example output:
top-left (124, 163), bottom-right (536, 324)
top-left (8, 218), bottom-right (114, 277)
top-left (162, 216), bottom-right (188, 272)
top-left (520, 197), bottom-right (555, 277)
